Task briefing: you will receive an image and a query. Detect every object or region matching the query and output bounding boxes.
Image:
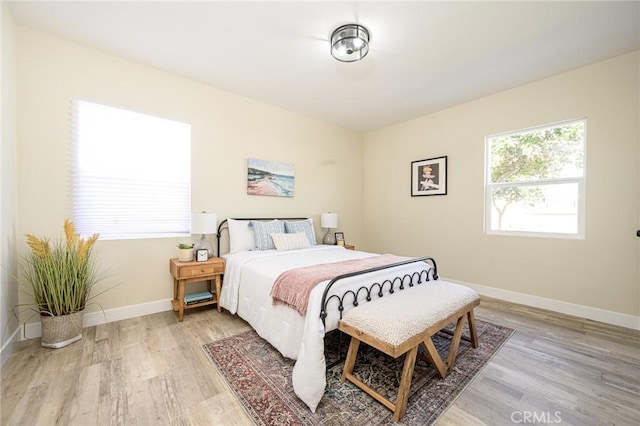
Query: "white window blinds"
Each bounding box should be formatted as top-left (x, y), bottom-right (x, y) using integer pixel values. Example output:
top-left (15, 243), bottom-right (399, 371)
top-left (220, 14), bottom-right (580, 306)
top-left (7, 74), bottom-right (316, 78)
top-left (73, 100), bottom-right (191, 240)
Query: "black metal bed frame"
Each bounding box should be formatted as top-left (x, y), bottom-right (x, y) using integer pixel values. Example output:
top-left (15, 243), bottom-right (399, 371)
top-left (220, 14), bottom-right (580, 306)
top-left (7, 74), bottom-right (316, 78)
top-left (216, 218), bottom-right (439, 325)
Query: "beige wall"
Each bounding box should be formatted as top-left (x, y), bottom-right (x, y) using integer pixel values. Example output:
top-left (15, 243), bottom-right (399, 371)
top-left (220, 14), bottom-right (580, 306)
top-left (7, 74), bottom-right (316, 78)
top-left (1, 4), bottom-right (19, 354)
top-left (364, 52), bottom-right (640, 317)
top-left (16, 27), bottom-right (364, 317)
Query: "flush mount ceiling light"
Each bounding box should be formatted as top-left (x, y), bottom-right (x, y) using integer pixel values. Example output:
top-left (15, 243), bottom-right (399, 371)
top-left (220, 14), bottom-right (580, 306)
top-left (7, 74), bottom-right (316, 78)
top-left (330, 24), bottom-right (370, 62)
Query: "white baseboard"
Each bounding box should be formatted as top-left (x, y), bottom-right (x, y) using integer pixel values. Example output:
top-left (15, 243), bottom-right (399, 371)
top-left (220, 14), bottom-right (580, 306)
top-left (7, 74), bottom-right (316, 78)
top-left (443, 277), bottom-right (640, 331)
top-left (21, 298), bottom-right (173, 341)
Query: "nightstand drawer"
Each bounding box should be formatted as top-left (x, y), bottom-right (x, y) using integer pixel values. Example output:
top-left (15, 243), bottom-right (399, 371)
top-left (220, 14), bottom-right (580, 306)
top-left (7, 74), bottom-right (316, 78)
top-left (179, 263), bottom-right (224, 278)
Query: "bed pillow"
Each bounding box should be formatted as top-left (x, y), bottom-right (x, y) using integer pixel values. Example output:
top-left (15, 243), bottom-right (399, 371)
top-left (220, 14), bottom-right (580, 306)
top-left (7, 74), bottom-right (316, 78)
top-left (250, 220), bottom-right (285, 250)
top-left (284, 219), bottom-right (317, 246)
top-left (227, 219), bottom-right (255, 253)
top-left (271, 232), bottom-right (311, 251)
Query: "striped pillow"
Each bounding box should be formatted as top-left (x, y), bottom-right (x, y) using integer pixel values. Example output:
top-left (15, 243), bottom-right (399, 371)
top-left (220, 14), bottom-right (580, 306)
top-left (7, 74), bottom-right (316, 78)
top-left (250, 220), bottom-right (285, 250)
top-left (284, 219), bottom-right (317, 246)
top-left (271, 232), bottom-right (311, 251)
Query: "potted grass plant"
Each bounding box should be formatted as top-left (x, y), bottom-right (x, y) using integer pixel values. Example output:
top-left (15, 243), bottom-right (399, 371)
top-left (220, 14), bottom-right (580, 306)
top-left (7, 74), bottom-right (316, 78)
top-left (17, 219), bottom-right (103, 348)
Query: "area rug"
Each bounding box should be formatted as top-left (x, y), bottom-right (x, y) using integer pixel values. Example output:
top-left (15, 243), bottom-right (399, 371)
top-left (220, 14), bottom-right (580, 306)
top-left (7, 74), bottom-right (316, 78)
top-left (202, 320), bottom-right (514, 425)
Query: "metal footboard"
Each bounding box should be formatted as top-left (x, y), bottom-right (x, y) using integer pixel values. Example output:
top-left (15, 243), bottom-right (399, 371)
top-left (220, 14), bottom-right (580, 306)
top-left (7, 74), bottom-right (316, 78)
top-left (319, 256), bottom-right (439, 326)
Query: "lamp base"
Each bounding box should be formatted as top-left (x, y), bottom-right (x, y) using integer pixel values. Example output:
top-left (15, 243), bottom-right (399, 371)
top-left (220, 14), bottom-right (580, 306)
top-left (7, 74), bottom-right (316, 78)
top-left (193, 235), bottom-right (215, 258)
top-left (322, 228), bottom-right (336, 245)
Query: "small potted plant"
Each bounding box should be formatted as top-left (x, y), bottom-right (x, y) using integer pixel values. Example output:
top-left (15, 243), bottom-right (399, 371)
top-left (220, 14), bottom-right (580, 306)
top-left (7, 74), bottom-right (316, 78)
top-left (177, 243), bottom-right (194, 262)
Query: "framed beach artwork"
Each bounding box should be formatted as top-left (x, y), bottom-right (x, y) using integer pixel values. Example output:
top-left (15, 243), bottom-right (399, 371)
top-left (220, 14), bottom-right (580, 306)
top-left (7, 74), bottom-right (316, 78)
top-left (247, 158), bottom-right (295, 197)
top-left (411, 156), bottom-right (447, 196)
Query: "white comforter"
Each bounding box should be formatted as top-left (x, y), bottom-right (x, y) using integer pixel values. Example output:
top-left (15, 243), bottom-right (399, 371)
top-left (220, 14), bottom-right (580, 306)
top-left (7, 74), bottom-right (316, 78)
top-left (219, 245), bottom-right (430, 412)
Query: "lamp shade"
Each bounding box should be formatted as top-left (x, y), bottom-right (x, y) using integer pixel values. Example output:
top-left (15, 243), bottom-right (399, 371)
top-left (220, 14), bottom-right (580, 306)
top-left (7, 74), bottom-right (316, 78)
top-left (321, 213), bottom-right (338, 229)
top-left (191, 212), bottom-right (217, 234)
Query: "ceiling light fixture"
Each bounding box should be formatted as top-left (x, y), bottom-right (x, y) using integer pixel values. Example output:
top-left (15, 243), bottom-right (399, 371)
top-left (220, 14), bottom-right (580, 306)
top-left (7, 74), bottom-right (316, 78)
top-left (330, 24), bottom-right (370, 62)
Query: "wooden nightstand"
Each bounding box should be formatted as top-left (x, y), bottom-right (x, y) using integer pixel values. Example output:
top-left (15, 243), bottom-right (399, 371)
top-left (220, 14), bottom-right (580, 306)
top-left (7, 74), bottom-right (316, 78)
top-left (169, 257), bottom-right (225, 322)
top-left (344, 244), bottom-right (355, 250)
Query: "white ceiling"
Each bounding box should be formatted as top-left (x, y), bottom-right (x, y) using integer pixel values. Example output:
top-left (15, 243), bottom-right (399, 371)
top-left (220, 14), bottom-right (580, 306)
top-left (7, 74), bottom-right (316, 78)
top-left (6, 1), bottom-right (640, 133)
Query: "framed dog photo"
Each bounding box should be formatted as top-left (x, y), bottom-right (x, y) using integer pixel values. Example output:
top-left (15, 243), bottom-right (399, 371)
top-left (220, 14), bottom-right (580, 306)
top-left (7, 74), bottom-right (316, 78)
top-left (411, 156), bottom-right (447, 196)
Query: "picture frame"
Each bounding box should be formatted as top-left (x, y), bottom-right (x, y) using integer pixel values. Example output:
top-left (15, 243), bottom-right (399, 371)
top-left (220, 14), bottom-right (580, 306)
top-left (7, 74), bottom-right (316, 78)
top-left (411, 156), bottom-right (448, 196)
top-left (247, 158), bottom-right (295, 197)
top-left (335, 232), bottom-right (345, 246)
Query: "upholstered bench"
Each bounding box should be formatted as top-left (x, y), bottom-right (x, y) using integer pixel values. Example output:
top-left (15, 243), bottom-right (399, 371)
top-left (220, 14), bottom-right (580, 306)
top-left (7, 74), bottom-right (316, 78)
top-left (338, 280), bottom-right (480, 422)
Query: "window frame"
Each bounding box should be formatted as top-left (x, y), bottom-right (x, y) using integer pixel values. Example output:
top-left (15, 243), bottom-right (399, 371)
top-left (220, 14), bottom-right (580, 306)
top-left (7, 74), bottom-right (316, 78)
top-left (484, 118), bottom-right (587, 239)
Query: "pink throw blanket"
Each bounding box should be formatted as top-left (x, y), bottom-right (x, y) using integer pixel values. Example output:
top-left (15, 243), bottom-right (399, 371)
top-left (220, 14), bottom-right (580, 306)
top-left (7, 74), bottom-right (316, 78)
top-left (270, 254), bottom-right (412, 315)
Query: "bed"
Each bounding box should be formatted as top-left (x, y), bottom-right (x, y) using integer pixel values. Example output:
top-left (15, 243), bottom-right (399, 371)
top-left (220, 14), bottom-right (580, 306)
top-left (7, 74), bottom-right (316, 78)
top-left (216, 218), bottom-right (437, 412)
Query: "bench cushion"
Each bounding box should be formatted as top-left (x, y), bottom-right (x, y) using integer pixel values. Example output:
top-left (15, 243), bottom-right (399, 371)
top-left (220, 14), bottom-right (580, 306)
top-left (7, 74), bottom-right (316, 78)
top-left (341, 281), bottom-right (479, 347)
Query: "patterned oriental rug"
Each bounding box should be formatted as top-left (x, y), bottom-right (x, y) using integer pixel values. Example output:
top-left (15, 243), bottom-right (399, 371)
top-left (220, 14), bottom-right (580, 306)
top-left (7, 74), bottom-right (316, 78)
top-left (203, 320), bottom-right (514, 426)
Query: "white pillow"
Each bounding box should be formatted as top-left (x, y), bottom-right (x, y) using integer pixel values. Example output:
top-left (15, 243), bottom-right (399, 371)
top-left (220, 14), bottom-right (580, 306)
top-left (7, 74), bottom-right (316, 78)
top-left (271, 232), bottom-right (311, 251)
top-left (227, 219), bottom-right (255, 253)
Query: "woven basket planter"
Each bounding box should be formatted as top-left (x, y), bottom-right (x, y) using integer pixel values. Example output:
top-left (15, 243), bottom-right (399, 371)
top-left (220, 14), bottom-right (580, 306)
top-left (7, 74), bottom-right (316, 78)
top-left (40, 310), bottom-right (85, 349)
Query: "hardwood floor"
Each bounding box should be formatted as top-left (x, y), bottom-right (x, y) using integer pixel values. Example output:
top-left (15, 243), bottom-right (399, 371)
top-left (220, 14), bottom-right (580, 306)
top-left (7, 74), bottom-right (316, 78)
top-left (2, 297), bottom-right (639, 425)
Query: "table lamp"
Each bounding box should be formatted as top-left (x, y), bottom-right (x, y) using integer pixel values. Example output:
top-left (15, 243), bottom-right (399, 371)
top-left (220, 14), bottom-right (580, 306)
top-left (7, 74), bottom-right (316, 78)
top-left (321, 212), bottom-right (338, 245)
top-left (191, 211), bottom-right (217, 258)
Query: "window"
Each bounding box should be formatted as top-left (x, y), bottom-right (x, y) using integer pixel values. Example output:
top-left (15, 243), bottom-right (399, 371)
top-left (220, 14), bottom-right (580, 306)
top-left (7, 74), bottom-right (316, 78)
top-left (73, 100), bottom-right (191, 239)
top-left (485, 119), bottom-right (586, 238)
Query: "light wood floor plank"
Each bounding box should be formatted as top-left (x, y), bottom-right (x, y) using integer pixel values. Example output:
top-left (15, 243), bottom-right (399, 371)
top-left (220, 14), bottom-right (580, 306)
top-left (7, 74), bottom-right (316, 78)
top-left (186, 393), bottom-right (253, 426)
top-left (68, 363), bottom-right (102, 426)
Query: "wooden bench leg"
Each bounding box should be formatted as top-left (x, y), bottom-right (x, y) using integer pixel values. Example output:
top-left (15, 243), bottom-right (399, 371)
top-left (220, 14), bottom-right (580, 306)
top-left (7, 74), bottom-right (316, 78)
top-left (341, 336), bottom-right (360, 383)
top-left (446, 314), bottom-right (467, 370)
top-left (393, 346), bottom-right (418, 422)
top-left (341, 338), bottom-right (400, 414)
top-left (434, 308), bottom-right (478, 346)
top-left (422, 337), bottom-right (447, 378)
top-left (423, 311), bottom-right (472, 378)
top-left (467, 309), bottom-right (479, 348)
top-left (340, 336), bottom-right (420, 422)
